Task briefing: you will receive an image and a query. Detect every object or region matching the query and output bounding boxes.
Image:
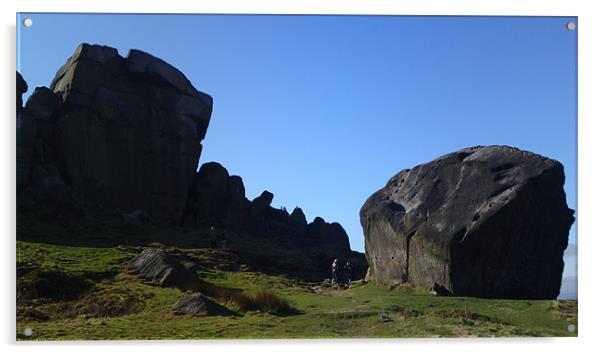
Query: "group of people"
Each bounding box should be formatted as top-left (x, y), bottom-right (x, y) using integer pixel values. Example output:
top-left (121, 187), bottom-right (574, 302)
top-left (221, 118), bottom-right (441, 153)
top-left (330, 258), bottom-right (354, 284)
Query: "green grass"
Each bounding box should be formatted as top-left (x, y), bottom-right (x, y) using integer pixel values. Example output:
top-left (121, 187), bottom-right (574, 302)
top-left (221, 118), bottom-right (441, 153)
top-left (16, 214), bottom-right (349, 282)
top-left (17, 241), bottom-right (135, 276)
top-left (16, 241), bottom-right (578, 340)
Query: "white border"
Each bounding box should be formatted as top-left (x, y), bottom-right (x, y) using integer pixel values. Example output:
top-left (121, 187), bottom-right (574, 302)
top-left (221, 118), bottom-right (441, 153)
top-left (2, 1), bottom-right (600, 353)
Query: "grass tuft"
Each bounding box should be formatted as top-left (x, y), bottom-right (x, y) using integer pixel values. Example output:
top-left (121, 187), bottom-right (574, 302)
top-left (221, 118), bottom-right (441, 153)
top-left (17, 267), bottom-right (91, 303)
top-left (191, 280), bottom-right (298, 315)
top-left (231, 290), bottom-right (298, 315)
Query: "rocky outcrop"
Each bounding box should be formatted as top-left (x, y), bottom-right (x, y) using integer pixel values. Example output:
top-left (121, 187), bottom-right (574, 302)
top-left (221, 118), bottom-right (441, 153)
top-left (289, 207), bottom-right (308, 237)
top-left (18, 43), bottom-right (213, 222)
top-left (250, 191), bottom-right (274, 218)
top-left (307, 217), bottom-right (351, 250)
top-left (127, 249), bottom-right (200, 291)
top-left (181, 162), bottom-right (250, 231)
top-left (16, 43), bottom-right (361, 281)
top-left (360, 146), bottom-right (574, 299)
top-left (172, 293), bottom-right (235, 316)
top-left (290, 207), bottom-right (307, 228)
top-left (183, 161), bottom-right (353, 255)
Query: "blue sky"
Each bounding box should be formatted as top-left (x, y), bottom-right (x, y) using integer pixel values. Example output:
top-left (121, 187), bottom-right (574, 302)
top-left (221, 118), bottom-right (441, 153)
top-left (17, 14), bottom-right (577, 258)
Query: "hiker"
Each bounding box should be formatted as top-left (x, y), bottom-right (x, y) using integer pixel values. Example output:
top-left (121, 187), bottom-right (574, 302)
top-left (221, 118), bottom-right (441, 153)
top-left (344, 260), bottom-right (354, 284)
top-left (331, 259), bottom-right (338, 284)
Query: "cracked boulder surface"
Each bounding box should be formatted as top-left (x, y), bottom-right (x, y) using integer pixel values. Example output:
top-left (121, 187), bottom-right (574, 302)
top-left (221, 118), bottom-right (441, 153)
top-left (360, 145), bottom-right (574, 299)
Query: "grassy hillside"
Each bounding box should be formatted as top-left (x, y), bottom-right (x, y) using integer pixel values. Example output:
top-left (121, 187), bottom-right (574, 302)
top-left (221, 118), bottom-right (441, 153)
top-left (16, 241), bottom-right (577, 340)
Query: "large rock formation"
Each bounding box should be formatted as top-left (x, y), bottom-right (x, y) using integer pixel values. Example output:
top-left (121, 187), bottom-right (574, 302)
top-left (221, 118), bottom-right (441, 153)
top-left (18, 43), bottom-right (212, 222)
top-left (183, 161), bottom-right (353, 255)
top-left (360, 146), bottom-right (574, 299)
top-left (16, 43), bottom-right (363, 281)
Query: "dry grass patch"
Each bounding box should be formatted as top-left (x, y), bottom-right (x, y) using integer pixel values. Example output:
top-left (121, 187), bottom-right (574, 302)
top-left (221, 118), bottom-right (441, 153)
top-left (191, 280), bottom-right (297, 315)
top-left (69, 287), bottom-right (143, 318)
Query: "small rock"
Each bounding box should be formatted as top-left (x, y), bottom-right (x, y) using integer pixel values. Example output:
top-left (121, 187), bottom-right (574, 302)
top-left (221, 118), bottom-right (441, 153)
top-left (381, 314), bottom-right (393, 323)
top-left (172, 293), bottom-right (235, 316)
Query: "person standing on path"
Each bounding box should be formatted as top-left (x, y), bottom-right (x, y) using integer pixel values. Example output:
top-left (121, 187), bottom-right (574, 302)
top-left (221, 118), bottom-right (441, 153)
top-left (331, 259), bottom-right (338, 284)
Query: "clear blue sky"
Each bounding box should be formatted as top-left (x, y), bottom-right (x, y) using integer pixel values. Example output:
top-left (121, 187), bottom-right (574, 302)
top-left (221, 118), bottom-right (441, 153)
top-left (17, 14), bottom-right (577, 255)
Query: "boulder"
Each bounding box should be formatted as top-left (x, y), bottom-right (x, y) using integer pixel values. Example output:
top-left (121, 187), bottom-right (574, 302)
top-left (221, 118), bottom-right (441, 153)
top-left (33, 43), bottom-right (213, 222)
top-left (360, 145), bottom-right (574, 299)
top-left (307, 217), bottom-right (351, 252)
top-left (127, 249), bottom-right (200, 291)
top-left (172, 293), bottom-right (235, 316)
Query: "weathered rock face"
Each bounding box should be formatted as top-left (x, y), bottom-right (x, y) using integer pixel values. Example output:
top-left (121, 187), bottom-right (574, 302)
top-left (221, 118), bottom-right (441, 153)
top-left (181, 162), bottom-right (250, 230)
top-left (19, 43), bottom-right (213, 222)
top-left (127, 249), bottom-right (200, 291)
top-left (360, 146), bottom-right (574, 299)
